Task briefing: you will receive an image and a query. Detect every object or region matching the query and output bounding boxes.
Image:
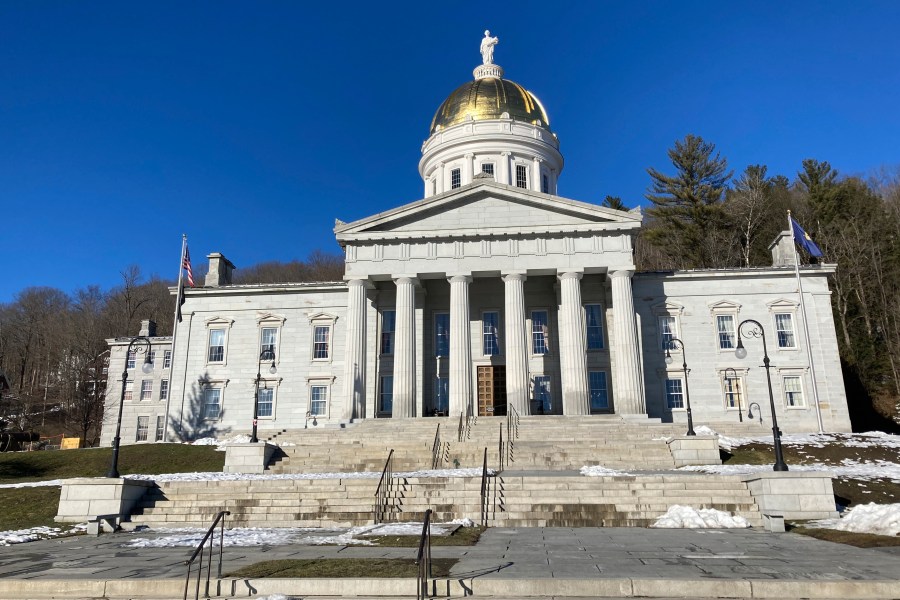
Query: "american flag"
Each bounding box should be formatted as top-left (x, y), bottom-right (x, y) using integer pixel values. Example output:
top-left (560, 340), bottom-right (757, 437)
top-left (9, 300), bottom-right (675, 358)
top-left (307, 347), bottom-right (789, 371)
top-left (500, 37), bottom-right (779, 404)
top-left (183, 245), bottom-right (195, 287)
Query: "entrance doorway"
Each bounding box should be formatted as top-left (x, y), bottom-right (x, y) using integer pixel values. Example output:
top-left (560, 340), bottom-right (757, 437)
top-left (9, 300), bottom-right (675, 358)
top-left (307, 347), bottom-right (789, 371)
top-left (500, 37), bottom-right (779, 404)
top-left (477, 365), bottom-right (507, 417)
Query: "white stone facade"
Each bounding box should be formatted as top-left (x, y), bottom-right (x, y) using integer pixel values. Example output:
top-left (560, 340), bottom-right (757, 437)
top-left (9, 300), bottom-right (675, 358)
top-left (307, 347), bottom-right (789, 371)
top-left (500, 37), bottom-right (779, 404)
top-left (100, 46), bottom-right (852, 445)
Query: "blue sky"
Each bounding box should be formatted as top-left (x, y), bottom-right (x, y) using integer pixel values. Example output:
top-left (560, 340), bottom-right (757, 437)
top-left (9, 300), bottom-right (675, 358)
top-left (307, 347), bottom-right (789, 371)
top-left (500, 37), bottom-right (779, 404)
top-left (2, 1), bottom-right (899, 302)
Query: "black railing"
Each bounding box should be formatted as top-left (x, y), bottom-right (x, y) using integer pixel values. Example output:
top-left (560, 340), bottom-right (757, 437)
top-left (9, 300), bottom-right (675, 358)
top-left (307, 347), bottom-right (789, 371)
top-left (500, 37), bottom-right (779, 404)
top-left (498, 422), bottom-right (505, 472)
top-left (374, 448), bottom-right (395, 523)
top-left (480, 447), bottom-right (489, 527)
top-left (430, 423), bottom-right (442, 470)
top-left (507, 404), bottom-right (520, 441)
top-left (183, 510), bottom-right (230, 600)
top-left (457, 413), bottom-right (464, 442)
top-left (415, 508), bottom-right (433, 600)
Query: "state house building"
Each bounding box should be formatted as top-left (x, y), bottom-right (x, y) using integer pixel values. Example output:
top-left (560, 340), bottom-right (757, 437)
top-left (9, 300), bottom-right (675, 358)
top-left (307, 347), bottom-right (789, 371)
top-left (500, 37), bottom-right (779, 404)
top-left (101, 40), bottom-right (851, 446)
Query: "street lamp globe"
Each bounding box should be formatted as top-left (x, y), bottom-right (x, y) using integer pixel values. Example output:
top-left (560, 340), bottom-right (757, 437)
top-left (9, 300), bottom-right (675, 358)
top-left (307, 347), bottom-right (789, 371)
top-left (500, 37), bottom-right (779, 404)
top-left (268, 362), bottom-right (277, 375)
top-left (734, 344), bottom-right (748, 360)
top-left (141, 355), bottom-right (153, 374)
top-left (664, 354), bottom-right (673, 365)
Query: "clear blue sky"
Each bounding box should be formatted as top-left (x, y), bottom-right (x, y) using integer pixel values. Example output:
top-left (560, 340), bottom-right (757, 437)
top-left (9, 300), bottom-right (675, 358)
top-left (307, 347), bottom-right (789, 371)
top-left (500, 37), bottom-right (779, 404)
top-left (3, 1), bottom-right (899, 302)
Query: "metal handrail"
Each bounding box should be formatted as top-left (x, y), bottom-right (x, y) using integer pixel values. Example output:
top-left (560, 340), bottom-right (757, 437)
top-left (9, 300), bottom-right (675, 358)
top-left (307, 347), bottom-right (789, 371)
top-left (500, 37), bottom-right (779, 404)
top-left (183, 510), bottom-right (230, 600)
top-left (498, 422), bottom-right (505, 472)
top-left (430, 423), bottom-right (442, 469)
top-left (373, 448), bottom-right (394, 523)
top-left (457, 413), bottom-right (464, 442)
top-left (508, 404), bottom-right (520, 440)
top-left (415, 508), bottom-right (433, 600)
top-left (479, 447), bottom-right (489, 527)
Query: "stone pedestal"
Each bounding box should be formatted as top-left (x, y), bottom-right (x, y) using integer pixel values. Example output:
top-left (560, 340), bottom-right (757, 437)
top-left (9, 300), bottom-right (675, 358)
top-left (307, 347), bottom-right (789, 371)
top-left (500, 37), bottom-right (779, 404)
top-left (55, 477), bottom-right (154, 523)
top-left (741, 471), bottom-right (839, 520)
top-left (224, 442), bottom-right (278, 474)
top-left (666, 435), bottom-right (721, 467)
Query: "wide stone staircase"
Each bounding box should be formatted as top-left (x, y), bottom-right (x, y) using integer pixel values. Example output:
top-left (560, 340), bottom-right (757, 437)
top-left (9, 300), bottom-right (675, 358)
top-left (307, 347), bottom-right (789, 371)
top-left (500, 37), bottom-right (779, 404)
top-left (125, 415), bottom-right (771, 529)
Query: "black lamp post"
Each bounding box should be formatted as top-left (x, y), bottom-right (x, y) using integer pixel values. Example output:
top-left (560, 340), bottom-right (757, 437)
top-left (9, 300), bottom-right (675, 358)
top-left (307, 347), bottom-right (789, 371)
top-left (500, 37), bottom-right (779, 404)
top-left (250, 348), bottom-right (276, 444)
top-left (723, 367), bottom-right (743, 423)
top-left (735, 319), bottom-right (788, 471)
top-left (747, 402), bottom-right (763, 423)
top-left (665, 337), bottom-right (695, 436)
top-left (108, 337), bottom-right (153, 478)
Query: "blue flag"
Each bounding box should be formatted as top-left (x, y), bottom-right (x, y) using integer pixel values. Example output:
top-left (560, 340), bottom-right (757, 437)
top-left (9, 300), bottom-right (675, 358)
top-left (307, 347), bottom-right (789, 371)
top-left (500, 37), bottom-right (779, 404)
top-left (791, 217), bottom-right (823, 258)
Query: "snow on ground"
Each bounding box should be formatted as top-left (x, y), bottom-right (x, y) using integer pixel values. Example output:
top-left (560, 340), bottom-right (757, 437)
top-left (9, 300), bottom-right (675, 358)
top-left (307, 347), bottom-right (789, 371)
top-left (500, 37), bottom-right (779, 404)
top-left (123, 521), bottom-right (462, 548)
top-left (678, 459), bottom-right (900, 483)
top-left (702, 428), bottom-right (900, 452)
top-left (0, 525), bottom-right (80, 546)
top-left (0, 479), bottom-right (64, 489)
top-left (580, 466), bottom-right (633, 477)
top-left (651, 505), bottom-right (750, 529)
top-left (191, 434), bottom-right (252, 450)
top-left (807, 502), bottom-right (900, 537)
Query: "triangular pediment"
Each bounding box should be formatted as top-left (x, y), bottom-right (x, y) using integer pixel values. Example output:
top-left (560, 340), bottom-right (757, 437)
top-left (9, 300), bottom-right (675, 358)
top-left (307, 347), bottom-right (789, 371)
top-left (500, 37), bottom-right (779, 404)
top-left (335, 181), bottom-right (640, 242)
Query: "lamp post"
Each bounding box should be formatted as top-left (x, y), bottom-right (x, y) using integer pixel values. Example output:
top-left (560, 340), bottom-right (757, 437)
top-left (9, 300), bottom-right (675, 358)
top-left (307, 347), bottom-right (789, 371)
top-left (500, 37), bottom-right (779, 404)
top-left (250, 348), bottom-right (277, 444)
top-left (735, 319), bottom-right (788, 471)
top-left (723, 367), bottom-right (742, 423)
top-left (747, 402), bottom-right (763, 423)
top-left (665, 338), bottom-right (695, 436)
top-left (108, 337), bottom-right (153, 478)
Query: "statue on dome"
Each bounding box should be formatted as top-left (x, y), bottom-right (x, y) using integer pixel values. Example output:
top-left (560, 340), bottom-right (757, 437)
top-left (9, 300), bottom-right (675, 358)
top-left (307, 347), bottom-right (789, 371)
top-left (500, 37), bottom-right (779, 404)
top-left (480, 30), bottom-right (499, 65)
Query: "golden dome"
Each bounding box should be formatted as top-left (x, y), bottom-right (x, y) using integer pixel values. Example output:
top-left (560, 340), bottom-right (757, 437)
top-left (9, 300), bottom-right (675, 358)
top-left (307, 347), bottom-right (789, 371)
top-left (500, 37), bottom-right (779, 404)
top-left (429, 77), bottom-right (551, 135)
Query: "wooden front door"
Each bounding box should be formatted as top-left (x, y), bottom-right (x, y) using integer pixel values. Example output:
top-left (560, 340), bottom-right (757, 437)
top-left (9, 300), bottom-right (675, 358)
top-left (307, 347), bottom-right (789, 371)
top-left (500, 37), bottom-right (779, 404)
top-left (477, 366), bottom-right (507, 417)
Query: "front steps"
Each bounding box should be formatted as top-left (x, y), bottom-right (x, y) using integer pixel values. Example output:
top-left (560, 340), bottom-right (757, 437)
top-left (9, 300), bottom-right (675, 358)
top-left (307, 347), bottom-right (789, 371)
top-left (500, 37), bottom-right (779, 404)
top-left (127, 472), bottom-right (762, 529)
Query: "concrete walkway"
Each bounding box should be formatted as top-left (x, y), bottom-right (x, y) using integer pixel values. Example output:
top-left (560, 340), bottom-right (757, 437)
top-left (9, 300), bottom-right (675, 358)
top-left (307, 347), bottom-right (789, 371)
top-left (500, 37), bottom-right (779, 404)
top-left (0, 527), bottom-right (898, 598)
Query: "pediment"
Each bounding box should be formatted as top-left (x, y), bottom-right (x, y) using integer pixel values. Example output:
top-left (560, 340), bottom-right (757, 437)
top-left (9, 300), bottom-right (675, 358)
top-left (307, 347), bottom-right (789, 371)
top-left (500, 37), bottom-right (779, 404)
top-left (335, 181), bottom-right (640, 242)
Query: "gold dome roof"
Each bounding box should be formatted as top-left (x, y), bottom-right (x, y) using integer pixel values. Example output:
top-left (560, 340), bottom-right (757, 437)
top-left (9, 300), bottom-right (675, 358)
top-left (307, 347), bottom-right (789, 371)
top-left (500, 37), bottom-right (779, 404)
top-left (429, 77), bottom-right (551, 135)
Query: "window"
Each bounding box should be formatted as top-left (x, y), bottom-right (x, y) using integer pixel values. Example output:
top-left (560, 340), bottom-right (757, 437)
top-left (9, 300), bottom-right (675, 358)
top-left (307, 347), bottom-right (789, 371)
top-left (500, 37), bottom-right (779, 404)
top-left (381, 311), bottom-right (396, 355)
top-left (313, 326), bottom-right (331, 359)
top-left (451, 168), bottom-right (461, 189)
top-left (532, 310), bottom-right (549, 355)
top-left (203, 388), bottom-right (221, 419)
top-left (310, 385), bottom-right (328, 416)
top-left (435, 313), bottom-right (450, 357)
top-left (481, 163), bottom-right (494, 177)
top-left (542, 174), bottom-right (549, 194)
top-left (589, 371), bottom-right (609, 410)
top-left (148, 351), bottom-right (156, 369)
top-left (208, 329), bottom-right (226, 362)
top-left (775, 313), bottom-right (796, 348)
top-left (659, 316), bottom-right (677, 350)
top-left (515, 164), bottom-right (528, 188)
top-left (722, 375), bottom-right (744, 409)
top-left (783, 375), bottom-right (805, 407)
top-left (163, 350), bottom-right (172, 369)
top-left (257, 387), bottom-right (274, 417)
top-left (665, 378), bottom-right (685, 409)
top-left (716, 315), bottom-right (736, 349)
top-left (140, 380), bottom-right (153, 401)
top-left (434, 376), bottom-right (448, 414)
top-left (379, 376), bottom-right (393, 414)
top-left (136, 417), bottom-right (149, 442)
top-left (483, 311), bottom-right (500, 356)
top-left (124, 384), bottom-right (133, 402)
top-left (585, 304), bottom-right (604, 350)
top-left (533, 375), bottom-right (552, 413)
top-left (126, 351), bottom-right (136, 370)
top-left (159, 379), bottom-right (169, 401)
top-left (260, 327), bottom-right (277, 357)
top-left (155, 416), bottom-right (165, 441)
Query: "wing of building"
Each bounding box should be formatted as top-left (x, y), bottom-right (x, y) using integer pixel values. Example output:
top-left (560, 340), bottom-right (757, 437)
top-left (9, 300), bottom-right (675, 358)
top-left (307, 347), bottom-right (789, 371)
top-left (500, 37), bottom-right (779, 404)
top-left (101, 40), bottom-right (851, 446)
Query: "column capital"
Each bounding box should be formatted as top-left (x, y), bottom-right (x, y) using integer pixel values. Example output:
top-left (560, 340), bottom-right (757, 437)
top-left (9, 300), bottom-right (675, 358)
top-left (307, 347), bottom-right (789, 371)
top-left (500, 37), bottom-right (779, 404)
top-left (500, 151), bottom-right (511, 157)
top-left (533, 156), bottom-right (544, 163)
top-left (464, 152), bottom-right (474, 159)
top-left (448, 274), bottom-right (473, 284)
top-left (345, 278), bottom-right (374, 289)
top-left (558, 271), bottom-right (583, 281)
top-left (609, 269), bottom-right (635, 279)
top-left (502, 272), bottom-right (527, 283)
top-left (393, 276), bottom-right (420, 287)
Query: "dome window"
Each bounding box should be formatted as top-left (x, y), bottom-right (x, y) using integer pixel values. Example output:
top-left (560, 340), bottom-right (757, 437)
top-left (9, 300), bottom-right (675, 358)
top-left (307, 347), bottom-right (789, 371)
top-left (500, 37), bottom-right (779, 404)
top-left (516, 165), bottom-right (528, 189)
top-left (451, 168), bottom-right (461, 189)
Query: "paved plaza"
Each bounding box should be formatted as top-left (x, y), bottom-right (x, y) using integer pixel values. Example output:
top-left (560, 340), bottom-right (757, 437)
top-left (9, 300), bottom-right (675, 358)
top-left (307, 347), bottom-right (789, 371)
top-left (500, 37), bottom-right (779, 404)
top-left (0, 527), bottom-right (898, 598)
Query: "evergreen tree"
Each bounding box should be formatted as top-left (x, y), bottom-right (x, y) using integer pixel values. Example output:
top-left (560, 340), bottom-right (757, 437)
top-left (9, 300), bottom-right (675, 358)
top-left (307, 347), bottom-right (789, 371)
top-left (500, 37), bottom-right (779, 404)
top-left (644, 135), bottom-right (734, 268)
top-left (601, 195), bottom-right (627, 211)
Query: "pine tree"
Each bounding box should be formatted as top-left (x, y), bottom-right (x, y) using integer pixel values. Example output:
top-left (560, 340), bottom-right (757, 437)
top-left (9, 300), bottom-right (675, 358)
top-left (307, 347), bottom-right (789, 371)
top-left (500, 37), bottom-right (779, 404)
top-left (601, 195), bottom-right (628, 211)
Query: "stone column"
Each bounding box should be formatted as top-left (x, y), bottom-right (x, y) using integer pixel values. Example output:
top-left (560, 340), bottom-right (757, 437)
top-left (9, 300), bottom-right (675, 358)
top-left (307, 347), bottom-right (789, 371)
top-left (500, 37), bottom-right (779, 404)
top-left (393, 277), bottom-right (418, 418)
top-left (558, 272), bottom-right (590, 415)
top-left (610, 270), bottom-right (646, 414)
top-left (436, 163), bottom-right (445, 194)
top-left (532, 157), bottom-right (543, 192)
top-left (500, 152), bottom-right (511, 185)
top-left (503, 273), bottom-right (530, 415)
top-left (449, 275), bottom-right (473, 417)
top-left (342, 279), bottom-right (369, 421)
top-left (464, 153), bottom-right (474, 185)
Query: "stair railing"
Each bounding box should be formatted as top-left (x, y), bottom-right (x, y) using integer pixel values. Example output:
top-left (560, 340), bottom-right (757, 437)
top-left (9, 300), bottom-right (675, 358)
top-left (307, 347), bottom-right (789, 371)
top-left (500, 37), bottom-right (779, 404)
top-left (498, 422), bottom-right (505, 472)
top-left (183, 510), bottom-right (230, 600)
top-left (430, 423), bottom-right (442, 470)
top-left (373, 448), bottom-right (395, 523)
top-left (507, 404), bottom-right (520, 441)
top-left (479, 447), bottom-right (489, 527)
top-left (415, 508), bottom-right (434, 600)
top-left (457, 413), bottom-right (464, 442)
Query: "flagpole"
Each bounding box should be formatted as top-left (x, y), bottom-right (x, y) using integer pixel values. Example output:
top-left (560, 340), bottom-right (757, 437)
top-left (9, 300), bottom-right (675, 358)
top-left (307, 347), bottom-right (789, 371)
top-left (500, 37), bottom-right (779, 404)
top-left (162, 234), bottom-right (187, 442)
top-left (788, 210), bottom-right (825, 433)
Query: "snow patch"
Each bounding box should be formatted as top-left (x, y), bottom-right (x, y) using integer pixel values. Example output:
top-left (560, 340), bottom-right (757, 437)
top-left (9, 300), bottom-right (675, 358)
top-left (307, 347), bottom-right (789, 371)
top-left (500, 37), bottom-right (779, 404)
top-left (678, 459), bottom-right (900, 483)
top-left (580, 466), bottom-right (633, 477)
top-left (651, 505), bottom-right (750, 529)
top-left (0, 525), bottom-right (77, 546)
top-left (808, 502), bottom-right (900, 537)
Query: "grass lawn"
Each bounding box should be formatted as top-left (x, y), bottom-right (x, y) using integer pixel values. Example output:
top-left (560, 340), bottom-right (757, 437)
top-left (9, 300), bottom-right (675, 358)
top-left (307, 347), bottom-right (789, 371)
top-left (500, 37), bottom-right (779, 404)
top-left (0, 444), bottom-right (224, 484)
top-left (226, 557), bottom-right (457, 578)
top-left (789, 524), bottom-right (900, 548)
top-left (0, 487), bottom-right (61, 531)
top-left (363, 525), bottom-right (484, 547)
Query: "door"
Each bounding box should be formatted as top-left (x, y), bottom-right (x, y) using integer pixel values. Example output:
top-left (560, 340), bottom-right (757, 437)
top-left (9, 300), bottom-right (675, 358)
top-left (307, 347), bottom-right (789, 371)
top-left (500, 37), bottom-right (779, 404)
top-left (477, 366), bottom-right (507, 416)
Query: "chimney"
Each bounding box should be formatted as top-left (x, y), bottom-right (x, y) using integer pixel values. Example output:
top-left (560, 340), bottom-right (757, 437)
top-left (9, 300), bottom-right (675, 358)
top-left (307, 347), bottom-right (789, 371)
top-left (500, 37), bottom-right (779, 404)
top-left (139, 319), bottom-right (157, 337)
top-left (205, 253), bottom-right (236, 287)
top-left (768, 231), bottom-right (797, 268)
